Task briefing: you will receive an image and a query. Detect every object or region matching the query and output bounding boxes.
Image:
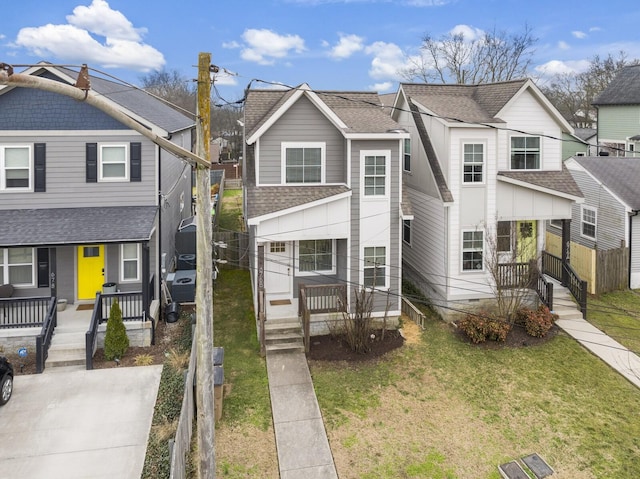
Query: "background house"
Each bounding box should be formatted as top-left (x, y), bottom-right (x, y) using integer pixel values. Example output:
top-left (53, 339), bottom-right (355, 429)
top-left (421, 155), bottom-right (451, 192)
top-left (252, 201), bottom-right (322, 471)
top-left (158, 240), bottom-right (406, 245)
top-left (548, 156), bottom-right (640, 293)
top-left (392, 80), bottom-right (583, 317)
top-left (593, 65), bottom-right (640, 157)
top-left (243, 84), bottom-right (410, 335)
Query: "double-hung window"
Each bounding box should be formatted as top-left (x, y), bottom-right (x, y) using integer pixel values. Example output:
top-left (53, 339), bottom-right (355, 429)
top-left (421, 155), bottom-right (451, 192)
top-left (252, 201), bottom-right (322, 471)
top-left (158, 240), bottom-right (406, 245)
top-left (463, 143), bottom-right (484, 183)
top-left (462, 231), bottom-right (484, 271)
top-left (510, 136), bottom-right (540, 170)
top-left (0, 247), bottom-right (34, 286)
top-left (1, 145), bottom-right (31, 190)
top-left (496, 222), bottom-right (512, 253)
top-left (403, 138), bottom-right (411, 172)
top-left (100, 144), bottom-right (128, 181)
top-left (581, 206), bottom-right (597, 240)
top-left (364, 155), bottom-right (386, 196)
top-left (298, 240), bottom-right (334, 274)
top-left (364, 246), bottom-right (386, 287)
top-left (403, 220), bottom-right (412, 245)
top-left (283, 143), bottom-right (323, 184)
top-left (121, 244), bottom-right (140, 282)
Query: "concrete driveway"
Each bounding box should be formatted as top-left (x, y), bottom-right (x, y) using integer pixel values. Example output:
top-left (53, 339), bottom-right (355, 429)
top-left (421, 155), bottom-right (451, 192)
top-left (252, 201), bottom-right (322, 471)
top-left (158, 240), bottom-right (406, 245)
top-left (0, 365), bottom-right (162, 479)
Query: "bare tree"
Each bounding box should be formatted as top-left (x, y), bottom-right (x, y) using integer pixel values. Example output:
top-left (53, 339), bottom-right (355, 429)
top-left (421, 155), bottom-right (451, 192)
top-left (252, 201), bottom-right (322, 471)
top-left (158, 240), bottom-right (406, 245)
top-left (139, 68), bottom-right (196, 115)
top-left (402, 25), bottom-right (537, 84)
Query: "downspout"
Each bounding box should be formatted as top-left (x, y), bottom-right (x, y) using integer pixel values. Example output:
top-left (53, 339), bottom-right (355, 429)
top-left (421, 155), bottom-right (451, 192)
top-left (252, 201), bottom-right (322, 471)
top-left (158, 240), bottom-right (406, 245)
top-left (630, 210), bottom-right (639, 288)
top-left (157, 145), bottom-right (163, 298)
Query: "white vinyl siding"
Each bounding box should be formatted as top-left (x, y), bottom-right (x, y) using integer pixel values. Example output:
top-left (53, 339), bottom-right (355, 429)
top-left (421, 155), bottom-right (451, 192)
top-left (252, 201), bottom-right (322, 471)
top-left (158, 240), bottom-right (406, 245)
top-left (99, 144), bottom-right (129, 181)
top-left (281, 142), bottom-right (324, 184)
top-left (581, 206), bottom-right (597, 240)
top-left (1, 145), bottom-right (31, 190)
top-left (0, 247), bottom-right (35, 286)
top-left (462, 230), bottom-right (484, 271)
top-left (120, 243), bottom-right (140, 282)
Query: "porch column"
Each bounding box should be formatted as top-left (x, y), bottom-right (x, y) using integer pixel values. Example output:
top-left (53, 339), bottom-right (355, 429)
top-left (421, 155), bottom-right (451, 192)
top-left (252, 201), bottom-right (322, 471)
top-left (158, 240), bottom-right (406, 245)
top-left (49, 248), bottom-right (57, 298)
top-left (561, 219), bottom-right (571, 286)
top-left (142, 242), bottom-right (150, 318)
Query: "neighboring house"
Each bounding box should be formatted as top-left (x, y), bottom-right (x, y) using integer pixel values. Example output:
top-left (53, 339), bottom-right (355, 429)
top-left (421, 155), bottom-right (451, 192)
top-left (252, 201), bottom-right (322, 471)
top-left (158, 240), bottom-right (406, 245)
top-left (562, 128), bottom-right (595, 159)
top-left (0, 63), bottom-right (194, 309)
top-left (243, 84), bottom-right (410, 334)
top-left (593, 65), bottom-right (640, 157)
top-left (392, 80), bottom-right (583, 316)
top-left (548, 156), bottom-right (640, 292)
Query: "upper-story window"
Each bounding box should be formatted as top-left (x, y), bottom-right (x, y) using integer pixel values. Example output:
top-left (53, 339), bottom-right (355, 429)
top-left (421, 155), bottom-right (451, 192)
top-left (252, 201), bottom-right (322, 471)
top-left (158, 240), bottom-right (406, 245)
top-left (0, 145), bottom-right (31, 190)
top-left (282, 142), bottom-right (324, 184)
top-left (100, 144), bottom-right (128, 181)
top-left (511, 136), bottom-right (540, 170)
top-left (403, 138), bottom-right (411, 172)
top-left (362, 150), bottom-right (390, 197)
top-left (463, 143), bottom-right (484, 183)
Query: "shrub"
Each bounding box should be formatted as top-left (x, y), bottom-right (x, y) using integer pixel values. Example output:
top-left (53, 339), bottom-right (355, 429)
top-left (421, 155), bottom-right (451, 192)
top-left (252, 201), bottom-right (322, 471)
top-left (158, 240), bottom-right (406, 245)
top-left (520, 305), bottom-right (557, 338)
top-left (458, 311), bottom-right (511, 343)
top-left (104, 301), bottom-right (129, 361)
top-left (134, 354), bottom-right (154, 366)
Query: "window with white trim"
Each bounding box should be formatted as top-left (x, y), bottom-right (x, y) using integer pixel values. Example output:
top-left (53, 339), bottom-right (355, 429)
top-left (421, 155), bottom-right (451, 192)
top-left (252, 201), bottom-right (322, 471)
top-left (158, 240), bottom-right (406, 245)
top-left (462, 231), bottom-right (484, 271)
top-left (0, 145), bottom-right (31, 190)
top-left (510, 136), bottom-right (540, 170)
top-left (463, 143), bottom-right (484, 183)
top-left (121, 243), bottom-right (140, 282)
top-left (0, 247), bottom-right (34, 286)
top-left (403, 220), bottom-right (411, 245)
top-left (364, 246), bottom-right (386, 287)
top-left (364, 155), bottom-right (386, 196)
top-left (298, 240), bottom-right (334, 274)
top-left (100, 144), bottom-right (128, 181)
top-left (497, 222), bottom-right (511, 253)
top-left (581, 206), bottom-right (597, 240)
top-left (282, 142), bottom-right (324, 184)
top-left (403, 138), bottom-right (411, 172)
top-left (550, 219), bottom-right (562, 228)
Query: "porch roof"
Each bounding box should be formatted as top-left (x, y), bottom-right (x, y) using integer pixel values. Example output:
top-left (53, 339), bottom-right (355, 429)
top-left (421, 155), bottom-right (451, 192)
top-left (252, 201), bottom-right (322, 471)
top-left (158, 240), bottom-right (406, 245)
top-left (0, 206), bottom-right (157, 247)
top-left (497, 165), bottom-right (584, 201)
top-left (246, 185), bottom-right (351, 219)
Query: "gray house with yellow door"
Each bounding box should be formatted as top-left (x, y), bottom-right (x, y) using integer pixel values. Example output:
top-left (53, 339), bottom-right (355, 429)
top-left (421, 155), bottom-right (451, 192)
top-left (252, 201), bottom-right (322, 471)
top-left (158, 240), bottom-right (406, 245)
top-left (0, 63), bottom-right (193, 306)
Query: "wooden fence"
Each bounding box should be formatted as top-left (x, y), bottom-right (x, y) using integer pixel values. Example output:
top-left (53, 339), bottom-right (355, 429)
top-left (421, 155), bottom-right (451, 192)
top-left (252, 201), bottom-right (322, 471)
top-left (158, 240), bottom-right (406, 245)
top-left (401, 297), bottom-right (427, 329)
top-left (214, 231), bottom-right (250, 270)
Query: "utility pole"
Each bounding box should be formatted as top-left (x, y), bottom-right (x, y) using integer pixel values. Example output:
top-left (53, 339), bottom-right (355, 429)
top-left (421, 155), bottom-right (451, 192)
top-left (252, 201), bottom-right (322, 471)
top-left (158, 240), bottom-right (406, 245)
top-left (195, 52), bottom-right (215, 478)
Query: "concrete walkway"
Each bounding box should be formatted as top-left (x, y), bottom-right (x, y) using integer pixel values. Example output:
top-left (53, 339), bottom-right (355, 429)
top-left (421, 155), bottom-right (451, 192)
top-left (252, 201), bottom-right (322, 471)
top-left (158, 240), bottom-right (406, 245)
top-left (552, 283), bottom-right (640, 389)
top-left (266, 351), bottom-right (338, 479)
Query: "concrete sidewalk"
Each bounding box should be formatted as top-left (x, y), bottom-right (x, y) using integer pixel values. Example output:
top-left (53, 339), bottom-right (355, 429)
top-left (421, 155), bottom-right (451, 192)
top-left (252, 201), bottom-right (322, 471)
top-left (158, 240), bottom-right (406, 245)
top-left (266, 351), bottom-right (338, 479)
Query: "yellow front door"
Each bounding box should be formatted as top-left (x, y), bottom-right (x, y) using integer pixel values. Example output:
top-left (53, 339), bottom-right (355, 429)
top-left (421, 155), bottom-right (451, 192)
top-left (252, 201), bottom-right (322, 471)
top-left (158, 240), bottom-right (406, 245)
top-left (77, 245), bottom-right (105, 300)
top-left (516, 221), bottom-right (537, 263)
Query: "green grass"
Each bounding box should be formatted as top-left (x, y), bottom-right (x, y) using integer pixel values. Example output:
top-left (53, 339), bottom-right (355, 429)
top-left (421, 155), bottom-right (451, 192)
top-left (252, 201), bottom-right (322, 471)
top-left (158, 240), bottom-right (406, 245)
top-left (217, 189), bottom-right (243, 231)
top-left (213, 269), bottom-right (271, 430)
top-left (587, 289), bottom-right (640, 354)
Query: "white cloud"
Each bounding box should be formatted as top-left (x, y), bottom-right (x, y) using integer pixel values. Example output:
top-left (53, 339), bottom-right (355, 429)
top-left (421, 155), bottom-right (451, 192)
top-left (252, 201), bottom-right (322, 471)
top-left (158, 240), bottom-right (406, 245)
top-left (0, 34), bottom-right (5, 40)
top-left (240, 29), bottom-right (305, 65)
top-left (369, 81), bottom-right (394, 92)
top-left (450, 24), bottom-right (484, 41)
top-left (328, 34), bottom-right (364, 59)
top-left (558, 41), bottom-right (570, 50)
top-left (589, 26), bottom-right (602, 33)
top-left (13, 0), bottom-right (164, 71)
top-left (213, 70), bottom-right (238, 86)
top-left (222, 41), bottom-right (241, 49)
top-left (572, 30), bottom-right (587, 39)
top-left (364, 41), bottom-right (412, 81)
top-left (535, 59), bottom-right (590, 76)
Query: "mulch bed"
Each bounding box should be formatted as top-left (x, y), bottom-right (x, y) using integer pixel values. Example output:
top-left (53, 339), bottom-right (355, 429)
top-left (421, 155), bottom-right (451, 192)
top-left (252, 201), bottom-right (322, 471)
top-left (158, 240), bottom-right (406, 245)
top-left (308, 329), bottom-right (405, 362)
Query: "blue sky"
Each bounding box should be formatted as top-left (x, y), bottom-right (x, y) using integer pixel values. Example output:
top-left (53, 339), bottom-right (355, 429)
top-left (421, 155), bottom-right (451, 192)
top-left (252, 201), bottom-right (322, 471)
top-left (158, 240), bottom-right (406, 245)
top-left (2, 0), bottom-right (640, 102)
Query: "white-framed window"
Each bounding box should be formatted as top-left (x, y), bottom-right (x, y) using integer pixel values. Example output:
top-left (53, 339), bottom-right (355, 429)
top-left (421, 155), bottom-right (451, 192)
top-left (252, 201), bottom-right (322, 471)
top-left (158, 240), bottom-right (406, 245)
top-left (362, 150), bottom-right (389, 197)
top-left (0, 247), bottom-right (35, 286)
top-left (297, 239), bottom-right (335, 275)
top-left (364, 246), bottom-right (386, 287)
top-left (497, 221), bottom-right (512, 253)
top-left (463, 143), bottom-right (484, 183)
top-left (403, 138), bottom-right (411, 172)
top-left (462, 230), bottom-right (484, 271)
top-left (270, 242), bottom-right (285, 253)
top-left (120, 243), bottom-right (140, 282)
top-left (282, 142), bottom-right (324, 184)
top-left (581, 206), bottom-right (597, 240)
top-left (550, 219), bottom-right (562, 229)
top-left (510, 136), bottom-right (540, 170)
top-left (0, 145), bottom-right (32, 190)
top-left (403, 220), bottom-right (411, 245)
top-left (99, 144), bottom-right (128, 181)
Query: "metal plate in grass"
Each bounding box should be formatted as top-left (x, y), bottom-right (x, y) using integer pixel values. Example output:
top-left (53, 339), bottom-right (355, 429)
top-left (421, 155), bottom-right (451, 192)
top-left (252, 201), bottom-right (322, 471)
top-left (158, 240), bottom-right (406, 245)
top-left (498, 461), bottom-right (530, 479)
top-left (522, 453), bottom-right (554, 478)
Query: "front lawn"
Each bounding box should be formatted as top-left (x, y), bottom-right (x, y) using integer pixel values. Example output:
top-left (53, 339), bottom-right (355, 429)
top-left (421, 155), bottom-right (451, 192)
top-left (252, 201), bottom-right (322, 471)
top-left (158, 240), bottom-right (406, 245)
top-left (587, 289), bottom-right (640, 353)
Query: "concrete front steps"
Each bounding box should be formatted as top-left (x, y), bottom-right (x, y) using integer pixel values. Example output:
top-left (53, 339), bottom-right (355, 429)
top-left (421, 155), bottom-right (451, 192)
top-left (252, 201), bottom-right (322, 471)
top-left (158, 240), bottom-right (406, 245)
top-left (550, 283), bottom-right (584, 321)
top-left (264, 317), bottom-right (305, 354)
top-left (45, 320), bottom-right (87, 369)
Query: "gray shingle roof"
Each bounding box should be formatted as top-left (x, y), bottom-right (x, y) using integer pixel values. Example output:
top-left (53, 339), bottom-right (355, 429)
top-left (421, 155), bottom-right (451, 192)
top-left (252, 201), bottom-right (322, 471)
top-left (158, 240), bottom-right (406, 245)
top-left (0, 206), bottom-right (157, 247)
top-left (400, 80), bottom-right (527, 123)
top-left (53, 66), bottom-right (195, 133)
top-left (593, 65), bottom-right (640, 106)
top-left (246, 185), bottom-right (350, 219)
top-left (572, 156), bottom-right (640, 209)
top-left (497, 165), bottom-right (583, 199)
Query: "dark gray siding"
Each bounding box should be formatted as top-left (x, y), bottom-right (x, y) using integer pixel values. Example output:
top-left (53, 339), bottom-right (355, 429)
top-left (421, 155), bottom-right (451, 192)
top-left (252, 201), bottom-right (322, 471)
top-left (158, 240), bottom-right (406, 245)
top-left (257, 96), bottom-right (345, 185)
top-left (0, 87), bottom-right (128, 130)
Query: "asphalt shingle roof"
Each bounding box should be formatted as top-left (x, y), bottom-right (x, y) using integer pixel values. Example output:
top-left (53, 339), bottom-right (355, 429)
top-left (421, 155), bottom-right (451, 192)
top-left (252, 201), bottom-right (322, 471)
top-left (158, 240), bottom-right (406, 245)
top-left (573, 156), bottom-right (640, 209)
top-left (0, 206), bottom-right (157, 247)
top-left (593, 65), bottom-right (640, 106)
top-left (246, 185), bottom-right (350, 219)
top-left (497, 165), bottom-right (583, 199)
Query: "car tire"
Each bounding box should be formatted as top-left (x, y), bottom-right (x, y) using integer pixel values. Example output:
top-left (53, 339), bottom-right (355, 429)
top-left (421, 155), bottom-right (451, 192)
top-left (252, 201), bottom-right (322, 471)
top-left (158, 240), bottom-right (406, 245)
top-left (0, 373), bottom-right (12, 405)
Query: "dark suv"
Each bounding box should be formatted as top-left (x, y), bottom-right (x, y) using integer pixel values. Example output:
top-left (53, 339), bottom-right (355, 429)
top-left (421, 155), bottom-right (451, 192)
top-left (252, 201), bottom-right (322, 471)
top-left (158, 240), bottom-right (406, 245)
top-left (0, 356), bottom-right (13, 405)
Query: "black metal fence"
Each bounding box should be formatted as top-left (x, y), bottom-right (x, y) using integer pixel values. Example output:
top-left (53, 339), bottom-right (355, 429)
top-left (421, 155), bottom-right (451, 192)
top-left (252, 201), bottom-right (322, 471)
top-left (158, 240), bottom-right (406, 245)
top-left (0, 296), bottom-right (53, 329)
top-left (35, 298), bottom-right (57, 373)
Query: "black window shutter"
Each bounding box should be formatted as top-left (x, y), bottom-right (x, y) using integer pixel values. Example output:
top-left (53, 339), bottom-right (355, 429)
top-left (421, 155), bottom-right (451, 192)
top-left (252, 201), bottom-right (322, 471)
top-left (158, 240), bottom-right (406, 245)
top-left (86, 143), bottom-right (98, 182)
top-left (130, 142), bottom-right (141, 182)
top-left (34, 143), bottom-right (46, 192)
top-left (37, 248), bottom-right (50, 288)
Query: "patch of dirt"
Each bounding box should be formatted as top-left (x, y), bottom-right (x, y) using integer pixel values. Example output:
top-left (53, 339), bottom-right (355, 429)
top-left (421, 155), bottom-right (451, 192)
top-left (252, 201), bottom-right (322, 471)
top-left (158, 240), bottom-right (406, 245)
top-left (307, 328), bottom-right (405, 362)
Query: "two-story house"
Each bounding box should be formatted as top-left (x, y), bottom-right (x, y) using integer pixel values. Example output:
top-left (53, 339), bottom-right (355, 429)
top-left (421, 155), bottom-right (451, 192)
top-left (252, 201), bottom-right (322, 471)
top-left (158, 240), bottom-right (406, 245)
top-left (592, 65), bottom-right (640, 157)
top-left (243, 84), bottom-right (410, 337)
top-left (0, 63), bottom-right (194, 310)
top-left (392, 80), bottom-right (583, 317)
